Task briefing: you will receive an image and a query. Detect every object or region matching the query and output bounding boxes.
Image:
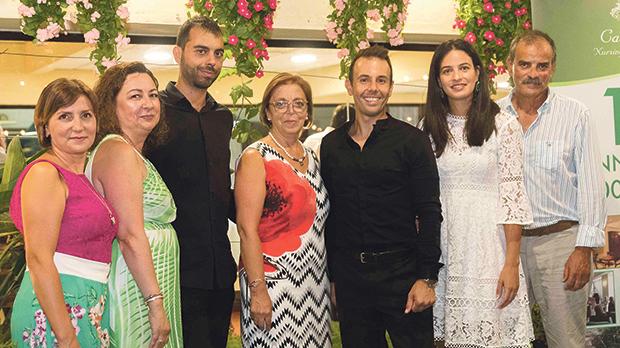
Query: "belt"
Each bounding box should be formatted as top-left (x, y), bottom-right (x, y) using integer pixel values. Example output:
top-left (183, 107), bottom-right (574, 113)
top-left (344, 248), bottom-right (412, 264)
top-left (522, 220), bottom-right (578, 237)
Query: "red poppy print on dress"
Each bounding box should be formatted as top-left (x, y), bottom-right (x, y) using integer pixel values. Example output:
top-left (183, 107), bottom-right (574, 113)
top-left (258, 158), bottom-right (316, 272)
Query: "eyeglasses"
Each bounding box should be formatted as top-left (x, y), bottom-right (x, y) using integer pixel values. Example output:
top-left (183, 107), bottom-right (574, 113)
top-left (269, 99), bottom-right (308, 113)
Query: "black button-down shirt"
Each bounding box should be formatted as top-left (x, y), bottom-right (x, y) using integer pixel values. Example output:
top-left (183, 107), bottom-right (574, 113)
top-left (320, 115), bottom-right (442, 279)
top-left (145, 82), bottom-right (236, 290)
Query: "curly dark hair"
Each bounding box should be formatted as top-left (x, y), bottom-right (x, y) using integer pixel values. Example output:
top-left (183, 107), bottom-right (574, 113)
top-left (93, 62), bottom-right (167, 151)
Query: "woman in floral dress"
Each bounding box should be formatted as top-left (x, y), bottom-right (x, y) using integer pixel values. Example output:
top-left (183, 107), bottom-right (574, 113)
top-left (235, 73), bottom-right (331, 347)
top-left (10, 79), bottom-right (117, 347)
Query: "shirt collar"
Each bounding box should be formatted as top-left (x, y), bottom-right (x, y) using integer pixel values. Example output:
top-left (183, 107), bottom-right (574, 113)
top-left (505, 87), bottom-right (556, 115)
top-left (164, 81), bottom-right (218, 111)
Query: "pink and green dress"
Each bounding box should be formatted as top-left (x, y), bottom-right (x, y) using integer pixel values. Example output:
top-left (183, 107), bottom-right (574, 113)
top-left (10, 159), bottom-right (118, 348)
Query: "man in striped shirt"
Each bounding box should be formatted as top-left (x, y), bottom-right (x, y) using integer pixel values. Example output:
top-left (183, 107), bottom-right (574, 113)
top-left (498, 30), bottom-right (606, 348)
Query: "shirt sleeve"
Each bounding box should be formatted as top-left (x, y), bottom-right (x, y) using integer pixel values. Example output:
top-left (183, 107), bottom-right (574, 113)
top-left (574, 108), bottom-right (607, 247)
top-left (496, 115), bottom-right (533, 225)
top-left (409, 134), bottom-right (443, 280)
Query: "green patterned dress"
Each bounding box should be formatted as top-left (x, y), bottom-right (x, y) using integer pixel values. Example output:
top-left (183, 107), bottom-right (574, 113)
top-left (86, 134), bottom-right (182, 347)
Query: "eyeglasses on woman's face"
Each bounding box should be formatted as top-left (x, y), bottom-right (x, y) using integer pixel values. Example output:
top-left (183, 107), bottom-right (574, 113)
top-left (269, 99), bottom-right (308, 113)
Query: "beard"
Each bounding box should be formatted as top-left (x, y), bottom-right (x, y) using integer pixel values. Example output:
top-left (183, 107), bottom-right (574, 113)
top-left (179, 58), bottom-right (221, 90)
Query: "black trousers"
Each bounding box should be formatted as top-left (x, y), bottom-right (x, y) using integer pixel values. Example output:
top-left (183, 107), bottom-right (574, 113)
top-left (331, 249), bottom-right (434, 348)
top-left (180, 286), bottom-right (235, 348)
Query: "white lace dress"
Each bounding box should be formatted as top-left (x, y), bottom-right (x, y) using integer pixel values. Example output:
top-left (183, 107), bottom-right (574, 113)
top-left (433, 112), bottom-right (534, 348)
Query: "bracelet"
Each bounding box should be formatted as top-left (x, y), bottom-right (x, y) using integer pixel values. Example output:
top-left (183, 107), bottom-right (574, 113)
top-left (144, 293), bottom-right (164, 304)
top-left (249, 278), bottom-right (265, 289)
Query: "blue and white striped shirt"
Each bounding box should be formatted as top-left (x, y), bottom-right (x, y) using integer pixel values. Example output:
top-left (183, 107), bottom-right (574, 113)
top-left (498, 90), bottom-right (606, 247)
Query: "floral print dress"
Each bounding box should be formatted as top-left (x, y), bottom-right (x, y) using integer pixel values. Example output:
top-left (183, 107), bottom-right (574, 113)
top-left (238, 142), bottom-right (331, 348)
top-left (10, 159), bottom-right (118, 348)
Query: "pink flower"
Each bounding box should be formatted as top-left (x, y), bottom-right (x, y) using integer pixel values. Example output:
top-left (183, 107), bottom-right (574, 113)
top-left (204, 1), bottom-right (214, 10)
top-left (237, 0), bottom-right (249, 8)
top-left (115, 33), bottom-right (130, 49)
top-left (237, 7), bottom-right (252, 19)
top-left (495, 38), bottom-right (504, 46)
top-left (387, 28), bottom-right (399, 39)
top-left (514, 0), bottom-right (520, 3)
top-left (383, 5), bottom-right (392, 17)
top-left (262, 50), bottom-right (270, 60)
top-left (505, 1), bottom-right (512, 9)
top-left (84, 28), bottom-right (100, 44)
top-left (454, 19), bottom-right (466, 29)
top-left (228, 35), bottom-right (239, 45)
top-left (476, 18), bottom-right (484, 26)
top-left (116, 6), bottom-right (129, 20)
top-left (264, 14), bottom-right (273, 30)
top-left (489, 72), bottom-right (496, 79)
top-left (261, 38), bottom-right (268, 48)
top-left (253, 1), bottom-right (264, 11)
top-left (523, 20), bottom-right (531, 29)
top-left (515, 8), bottom-right (527, 16)
top-left (366, 9), bottom-right (380, 21)
top-left (483, 2), bottom-right (494, 13)
top-left (36, 28), bottom-right (50, 42)
top-left (185, 0), bottom-right (193, 8)
top-left (17, 4), bottom-right (35, 17)
top-left (82, 0), bottom-right (92, 9)
top-left (90, 11), bottom-right (101, 23)
top-left (389, 36), bottom-right (404, 46)
top-left (246, 38), bottom-right (256, 49)
top-left (36, 22), bottom-right (61, 42)
top-left (465, 31), bottom-right (477, 44)
top-left (268, 0), bottom-right (277, 10)
top-left (337, 48), bottom-right (349, 59)
top-left (358, 40), bottom-right (370, 50)
top-left (335, 0), bottom-right (345, 11)
top-left (491, 15), bottom-right (502, 24)
top-left (253, 48), bottom-right (263, 58)
top-left (366, 29), bottom-right (374, 39)
top-left (255, 70), bottom-right (264, 78)
top-left (483, 30), bottom-right (496, 41)
top-left (488, 63), bottom-right (496, 71)
top-left (102, 58), bottom-right (118, 69)
top-left (497, 65), bottom-right (507, 74)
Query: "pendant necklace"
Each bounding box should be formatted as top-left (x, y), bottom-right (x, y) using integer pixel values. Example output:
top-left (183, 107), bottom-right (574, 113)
top-left (268, 132), bottom-right (306, 165)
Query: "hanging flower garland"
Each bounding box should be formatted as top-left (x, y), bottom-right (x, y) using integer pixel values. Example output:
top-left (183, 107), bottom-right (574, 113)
top-left (18, 0), bottom-right (130, 74)
top-left (453, 0), bottom-right (531, 81)
top-left (325, 0), bottom-right (410, 79)
top-left (188, 0), bottom-right (277, 144)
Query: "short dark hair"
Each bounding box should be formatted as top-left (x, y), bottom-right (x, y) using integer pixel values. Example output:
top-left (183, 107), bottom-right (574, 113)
top-left (422, 39), bottom-right (499, 158)
top-left (348, 45), bottom-right (393, 83)
top-left (260, 73), bottom-right (313, 128)
top-left (508, 29), bottom-right (557, 64)
top-left (93, 62), bottom-right (167, 150)
top-left (176, 16), bottom-right (222, 48)
top-left (331, 104), bottom-right (355, 128)
top-left (34, 78), bottom-right (97, 148)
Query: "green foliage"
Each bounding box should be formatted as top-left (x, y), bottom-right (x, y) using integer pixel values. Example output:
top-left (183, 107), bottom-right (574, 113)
top-left (326, 0), bottom-right (410, 79)
top-left (18, 0), bottom-right (130, 74)
top-left (454, 0), bottom-right (532, 83)
top-left (0, 138), bottom-right (44, 346)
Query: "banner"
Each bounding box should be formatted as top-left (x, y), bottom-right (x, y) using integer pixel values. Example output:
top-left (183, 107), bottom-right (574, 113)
top-left (532, 1), bottom-right (620, 346)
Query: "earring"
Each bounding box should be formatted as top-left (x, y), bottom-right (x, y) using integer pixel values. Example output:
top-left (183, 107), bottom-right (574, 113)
top-left (473, 80), bottom-right (480, 97)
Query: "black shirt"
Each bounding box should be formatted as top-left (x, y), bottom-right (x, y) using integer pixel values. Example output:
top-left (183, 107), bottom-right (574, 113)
top-left (145, 82), bottom-right (236, 290)
top-left (320, 115), bottom-right (442, 280)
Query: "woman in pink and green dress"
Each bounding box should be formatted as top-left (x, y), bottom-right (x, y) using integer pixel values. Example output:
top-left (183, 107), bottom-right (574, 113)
top-left (10, 79), bottom-right (117, 348)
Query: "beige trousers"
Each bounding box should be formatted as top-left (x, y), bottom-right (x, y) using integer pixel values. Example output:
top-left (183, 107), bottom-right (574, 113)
top-left (520, 226), bottom-right (590, 348)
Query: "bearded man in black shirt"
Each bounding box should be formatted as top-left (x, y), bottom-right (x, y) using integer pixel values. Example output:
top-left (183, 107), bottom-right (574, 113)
top-left (145, 17), bottom-right (236, 348)
top-left (320, 45), bottom-right (443, 347)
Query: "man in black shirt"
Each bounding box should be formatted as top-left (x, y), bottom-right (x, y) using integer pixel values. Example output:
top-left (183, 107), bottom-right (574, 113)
top-left (145, 17), bottom-right (236, 348)
top-left (320, 46), bottom-right (442, 347)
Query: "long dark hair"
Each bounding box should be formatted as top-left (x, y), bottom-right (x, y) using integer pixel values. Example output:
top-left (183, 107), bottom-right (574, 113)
top-left (421, 39), bottom-right (499, 157)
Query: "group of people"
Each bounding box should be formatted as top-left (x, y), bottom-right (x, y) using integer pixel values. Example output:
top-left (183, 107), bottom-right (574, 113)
top-left (8, 13), bottom-right (605, 348)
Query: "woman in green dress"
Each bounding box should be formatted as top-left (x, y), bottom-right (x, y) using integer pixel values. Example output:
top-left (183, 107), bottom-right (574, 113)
top-left (86, 62), bottom-right (182, 347)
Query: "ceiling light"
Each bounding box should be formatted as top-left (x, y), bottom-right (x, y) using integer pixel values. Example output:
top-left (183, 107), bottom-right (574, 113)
top-left (402, 75), bottom-right (411, 82)
top-left (290, 54), bottom-right (317, 64)
top-left (144, 50), bottom-right (173, 64)
top-left (497, 81), bottom-right (511, 89)
top-left (19, 80), bottom-right (25, 86)
top-left (422, 74), bottom-right (429, 81)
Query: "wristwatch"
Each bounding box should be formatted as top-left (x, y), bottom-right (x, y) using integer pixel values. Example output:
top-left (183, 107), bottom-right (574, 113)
top-left (422, 278), bottom-right (437, 289)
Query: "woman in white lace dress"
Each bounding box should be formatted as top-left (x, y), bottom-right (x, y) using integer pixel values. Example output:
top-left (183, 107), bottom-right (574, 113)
top-left (420, 39), bottom-right (534, 347)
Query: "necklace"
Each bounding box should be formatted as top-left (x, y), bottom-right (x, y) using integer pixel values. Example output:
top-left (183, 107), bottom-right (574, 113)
top-left (447, 112), bottom-right (467, 119)
top-left (268, 132), bottom-right (306, 165)
top-left (78, 176), bottom-right (116, 226)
